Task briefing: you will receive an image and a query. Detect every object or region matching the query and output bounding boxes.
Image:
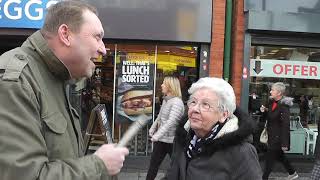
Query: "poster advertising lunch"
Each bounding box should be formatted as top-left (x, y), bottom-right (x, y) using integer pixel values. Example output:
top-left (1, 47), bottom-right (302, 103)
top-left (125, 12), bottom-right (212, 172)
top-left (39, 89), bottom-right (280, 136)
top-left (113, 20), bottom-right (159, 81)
top-left (115, 53), bottom-right (155, 123)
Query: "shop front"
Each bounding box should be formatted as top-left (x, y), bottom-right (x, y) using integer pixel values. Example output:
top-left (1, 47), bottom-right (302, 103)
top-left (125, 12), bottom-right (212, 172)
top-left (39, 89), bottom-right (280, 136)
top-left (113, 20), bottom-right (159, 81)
top-left (0, 0), bottom-right (213, 155)
top-left (84, 43), bottom-right (199, 154)
top-left (80, 0), bottom-right (212, 155)
top-left (243, 0), bottom-right (320, 157)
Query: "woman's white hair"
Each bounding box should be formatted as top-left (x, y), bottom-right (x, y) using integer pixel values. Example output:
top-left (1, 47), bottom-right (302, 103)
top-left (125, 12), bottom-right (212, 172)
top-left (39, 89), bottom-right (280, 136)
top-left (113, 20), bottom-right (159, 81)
top-left (272, 82), bottom-right (286, 95)
top-left (188, 77), bottom-right (236, 114)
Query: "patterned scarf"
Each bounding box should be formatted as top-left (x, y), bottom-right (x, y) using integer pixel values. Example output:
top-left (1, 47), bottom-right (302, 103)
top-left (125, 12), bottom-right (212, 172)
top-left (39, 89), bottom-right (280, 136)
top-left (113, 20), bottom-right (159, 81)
top-left (186, 122), bottom-right (225, 160)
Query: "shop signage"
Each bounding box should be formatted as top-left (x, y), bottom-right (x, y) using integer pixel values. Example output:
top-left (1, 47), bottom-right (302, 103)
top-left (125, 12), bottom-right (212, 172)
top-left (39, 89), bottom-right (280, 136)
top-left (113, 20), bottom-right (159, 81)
top-left (115, 52), bottom-right (155, 123)
top-left (0, 0), bottom-right (59, 29)
top-left (250, 59), bottom-right (319, 80)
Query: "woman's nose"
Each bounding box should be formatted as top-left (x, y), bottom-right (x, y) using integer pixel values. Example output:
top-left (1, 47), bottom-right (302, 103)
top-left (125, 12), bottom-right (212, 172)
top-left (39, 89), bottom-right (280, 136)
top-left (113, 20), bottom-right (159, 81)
top-left (190, 103), bottom-right (201, 113)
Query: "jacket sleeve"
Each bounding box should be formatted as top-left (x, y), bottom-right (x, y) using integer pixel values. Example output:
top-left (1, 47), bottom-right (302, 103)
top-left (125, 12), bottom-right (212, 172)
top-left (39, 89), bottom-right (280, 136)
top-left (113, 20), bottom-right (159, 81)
top-left (149, 117), bottom-right (159, 136)
top-left (0, 79), bottom-right (107, 180)
top-left (280, 105), bottom-right (291, 148)
top-left (231, 144), bottom-right (263, 180)
top-left (152, 101), bottom-right (185, 141)
top-left (166, 136), bottom-right (183, 180)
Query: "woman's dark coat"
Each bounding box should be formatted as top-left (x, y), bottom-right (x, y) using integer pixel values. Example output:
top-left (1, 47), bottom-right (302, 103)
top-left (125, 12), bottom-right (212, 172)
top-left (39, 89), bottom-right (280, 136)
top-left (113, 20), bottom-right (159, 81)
top-left (167, 108), bottom-right (262, 180)
top-left (261, 96), bottom-right (293, 150)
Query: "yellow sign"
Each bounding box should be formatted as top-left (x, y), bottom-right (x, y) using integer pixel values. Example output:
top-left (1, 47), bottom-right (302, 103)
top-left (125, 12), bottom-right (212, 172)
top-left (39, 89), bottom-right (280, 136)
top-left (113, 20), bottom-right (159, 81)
top-left (116, 52), bottom-right (196, 72)
top-left (157, 54), bottom-right (196, 67)
top-left (116, 53), bottom-right (155, 63)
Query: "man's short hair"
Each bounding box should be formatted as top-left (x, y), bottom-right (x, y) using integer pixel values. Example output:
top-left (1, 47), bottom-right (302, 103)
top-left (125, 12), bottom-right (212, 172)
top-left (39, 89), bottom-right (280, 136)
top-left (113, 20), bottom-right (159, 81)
top-left (41, 1), bottom-right (97, 34)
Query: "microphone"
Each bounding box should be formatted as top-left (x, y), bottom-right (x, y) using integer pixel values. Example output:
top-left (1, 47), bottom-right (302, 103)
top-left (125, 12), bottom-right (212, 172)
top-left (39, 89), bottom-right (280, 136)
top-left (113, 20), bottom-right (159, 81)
top-left (116, 114), bottom-right (150, 147)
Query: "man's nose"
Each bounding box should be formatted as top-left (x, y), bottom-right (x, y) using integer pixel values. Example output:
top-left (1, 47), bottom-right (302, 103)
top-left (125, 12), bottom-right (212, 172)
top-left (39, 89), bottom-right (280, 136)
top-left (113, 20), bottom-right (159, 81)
top-left (98, 41), bottom-right (106, 55)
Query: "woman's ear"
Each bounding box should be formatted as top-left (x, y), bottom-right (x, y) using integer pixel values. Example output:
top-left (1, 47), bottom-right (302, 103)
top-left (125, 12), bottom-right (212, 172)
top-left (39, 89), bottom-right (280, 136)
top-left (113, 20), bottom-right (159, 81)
top-left (218, 111), bottom-right (229, 123)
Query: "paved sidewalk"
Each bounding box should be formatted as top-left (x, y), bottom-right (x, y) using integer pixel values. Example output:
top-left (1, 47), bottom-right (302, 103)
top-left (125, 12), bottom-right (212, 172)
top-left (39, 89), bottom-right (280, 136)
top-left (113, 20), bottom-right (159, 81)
top-left (116, 171), bottom-right (311, 180)
top-left (116, 155), bottom-right (313, 180)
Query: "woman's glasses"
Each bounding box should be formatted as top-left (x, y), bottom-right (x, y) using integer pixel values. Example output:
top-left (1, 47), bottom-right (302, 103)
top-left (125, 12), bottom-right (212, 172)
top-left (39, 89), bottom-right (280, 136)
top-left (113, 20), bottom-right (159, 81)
top-left (187, 98), bottom-right (218, 112)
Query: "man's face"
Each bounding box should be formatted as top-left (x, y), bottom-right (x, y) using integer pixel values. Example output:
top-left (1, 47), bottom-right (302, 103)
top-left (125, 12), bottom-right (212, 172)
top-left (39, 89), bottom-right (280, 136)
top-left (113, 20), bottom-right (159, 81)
top-left (68, 10), bottom-right (106, 78)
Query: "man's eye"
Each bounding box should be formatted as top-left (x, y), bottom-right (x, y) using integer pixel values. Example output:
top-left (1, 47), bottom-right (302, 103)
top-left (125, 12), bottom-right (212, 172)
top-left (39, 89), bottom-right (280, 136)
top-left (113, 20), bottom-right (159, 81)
top-left (95, 34), bottom-right (102, 41)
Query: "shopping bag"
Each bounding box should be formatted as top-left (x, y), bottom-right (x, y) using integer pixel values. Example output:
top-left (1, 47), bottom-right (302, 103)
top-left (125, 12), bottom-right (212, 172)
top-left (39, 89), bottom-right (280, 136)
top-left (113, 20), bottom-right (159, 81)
top-left (260, 126), bottom-right (268, 144)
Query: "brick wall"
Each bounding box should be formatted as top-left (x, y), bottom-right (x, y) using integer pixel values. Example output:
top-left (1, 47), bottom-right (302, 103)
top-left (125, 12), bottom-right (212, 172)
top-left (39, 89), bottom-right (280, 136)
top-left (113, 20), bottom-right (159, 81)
top-left (230, 0), bottom-right (245, 104)
top-left (209, 0), bottom-right (245, 105)
top-left (209, 0), bottom-right (226, 78)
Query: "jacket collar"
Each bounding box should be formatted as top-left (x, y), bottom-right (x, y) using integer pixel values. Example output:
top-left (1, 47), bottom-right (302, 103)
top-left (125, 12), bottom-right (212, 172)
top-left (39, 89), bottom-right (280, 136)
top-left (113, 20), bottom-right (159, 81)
top-left (271, 96), bottom-right (294, 107)
top-left (163, 95), bottom-right (176, 101)
top-left (21, 30), bottom-right (70, 81)
top-left (176, 108), bottom-right (254, 156)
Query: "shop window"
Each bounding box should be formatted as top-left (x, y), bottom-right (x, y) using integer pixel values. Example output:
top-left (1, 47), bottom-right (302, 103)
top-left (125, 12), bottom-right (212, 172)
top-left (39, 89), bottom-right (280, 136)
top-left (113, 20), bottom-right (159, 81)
top-left (83, 43), bottom-right (199, 155)
top-left (249, 45), bottom-right (320, 155)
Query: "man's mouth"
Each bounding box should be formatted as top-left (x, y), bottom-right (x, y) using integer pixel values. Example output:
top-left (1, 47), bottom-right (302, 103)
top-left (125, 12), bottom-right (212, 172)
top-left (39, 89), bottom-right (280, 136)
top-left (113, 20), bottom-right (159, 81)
top-left (90, 57), bottom-right (98, 62)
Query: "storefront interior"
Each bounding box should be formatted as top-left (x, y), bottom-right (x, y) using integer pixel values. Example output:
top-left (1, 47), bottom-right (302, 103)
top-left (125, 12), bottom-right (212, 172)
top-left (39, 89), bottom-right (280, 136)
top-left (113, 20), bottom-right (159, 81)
top-left (249, 45), bottom-right (320, 156)
top-left (84, 43), bottom-right (199, 155)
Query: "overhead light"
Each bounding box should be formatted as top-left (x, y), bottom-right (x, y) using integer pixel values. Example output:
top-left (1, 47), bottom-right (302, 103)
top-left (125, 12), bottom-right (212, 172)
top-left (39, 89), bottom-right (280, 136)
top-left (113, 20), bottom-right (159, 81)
top-left (164, 50), bottom-right (170, 53)
top-left (271, 50), bottom-right (279, 53)
top-left (281, 47), bottom-right (295, 50)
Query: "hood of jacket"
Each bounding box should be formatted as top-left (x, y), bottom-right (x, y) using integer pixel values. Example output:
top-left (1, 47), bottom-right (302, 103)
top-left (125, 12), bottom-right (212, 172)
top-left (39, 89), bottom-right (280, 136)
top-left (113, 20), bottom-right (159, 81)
top-left (279, 96), bottom-right (294, 107)
top-left (175, 108), bottom-right (255, 157)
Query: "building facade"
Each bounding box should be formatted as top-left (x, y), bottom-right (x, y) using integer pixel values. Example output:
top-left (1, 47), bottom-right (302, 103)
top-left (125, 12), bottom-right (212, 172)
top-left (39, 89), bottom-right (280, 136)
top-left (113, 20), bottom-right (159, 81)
top-left (0, 0), bottom-right (214, 155)
top-left (234, 0), bottom-right (320, 156)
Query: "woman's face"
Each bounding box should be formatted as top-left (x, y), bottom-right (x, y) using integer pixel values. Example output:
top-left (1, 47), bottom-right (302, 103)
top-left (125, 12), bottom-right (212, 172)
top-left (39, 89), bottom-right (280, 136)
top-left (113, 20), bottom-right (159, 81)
top-left (270, 86), bottom-right (281, 100)
top-left (161, 81), bottom-right (170, 95)
top-left (188, 88), bottom-right (227, 137)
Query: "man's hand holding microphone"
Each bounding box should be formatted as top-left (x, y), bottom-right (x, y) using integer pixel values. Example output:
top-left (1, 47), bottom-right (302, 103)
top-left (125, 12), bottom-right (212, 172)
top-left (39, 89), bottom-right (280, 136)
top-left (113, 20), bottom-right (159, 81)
top-left (94, 144), bottom-right (129, 175)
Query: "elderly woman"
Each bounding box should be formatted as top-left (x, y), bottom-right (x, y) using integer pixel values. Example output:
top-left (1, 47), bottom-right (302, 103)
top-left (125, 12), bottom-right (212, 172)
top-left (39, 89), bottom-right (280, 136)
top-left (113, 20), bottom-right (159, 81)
top-left (167, 77), bottom-right (262, 180)
top-left (260, 82), bottom-right (298, 180)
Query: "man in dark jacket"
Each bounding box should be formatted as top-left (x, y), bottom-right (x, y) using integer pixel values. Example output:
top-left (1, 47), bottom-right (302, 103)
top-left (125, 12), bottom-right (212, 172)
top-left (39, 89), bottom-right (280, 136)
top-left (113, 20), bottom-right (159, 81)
top-left (260, 82), bottom-right (298, 180)
top-left (167, 77), bottom-right (262, 180)
top-left (0, 1), bottom-right (128, 180)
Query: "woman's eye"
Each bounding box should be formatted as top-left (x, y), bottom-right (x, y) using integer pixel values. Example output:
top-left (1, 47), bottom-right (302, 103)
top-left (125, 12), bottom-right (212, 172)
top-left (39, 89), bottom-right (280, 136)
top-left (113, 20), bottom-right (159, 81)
top-left (188, 100), bottom-right (196, 106)
top-left (203, 102), bottom-right (211, 109)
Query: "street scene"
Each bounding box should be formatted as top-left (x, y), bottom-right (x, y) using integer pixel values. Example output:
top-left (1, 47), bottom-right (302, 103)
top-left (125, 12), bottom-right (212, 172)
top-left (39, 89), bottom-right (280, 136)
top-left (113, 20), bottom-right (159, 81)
top-left (1, 0), bottom-right (320, 180)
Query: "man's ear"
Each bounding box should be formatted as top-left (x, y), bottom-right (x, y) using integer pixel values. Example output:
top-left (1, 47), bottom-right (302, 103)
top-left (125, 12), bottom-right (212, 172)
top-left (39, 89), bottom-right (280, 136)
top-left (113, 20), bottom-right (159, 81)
top-left (57, 24), bottom-right (71, 46)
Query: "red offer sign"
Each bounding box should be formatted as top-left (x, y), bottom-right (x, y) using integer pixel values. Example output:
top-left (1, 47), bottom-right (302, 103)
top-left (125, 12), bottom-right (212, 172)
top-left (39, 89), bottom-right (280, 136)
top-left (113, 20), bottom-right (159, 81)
top-left (250, 59), bottom-right (320, 80)
top-left (273, 64), bottom-right (318, 77)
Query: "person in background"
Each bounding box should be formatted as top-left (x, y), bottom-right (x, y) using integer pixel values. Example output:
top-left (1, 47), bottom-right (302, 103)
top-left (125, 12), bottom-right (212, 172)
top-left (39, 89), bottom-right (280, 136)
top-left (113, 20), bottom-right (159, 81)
top-left (147, 76), bottom-right (185, 180)
top-left (299, 95), bottom-right (309, 128)
top-left (311, 114), bottom-right (320, 179)
top-left (260, 82), bottom-right (298, 180)
top-left (167, 77), bottom-right (262, 180)
top-left (0, 1), bottom-right (128, 179)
